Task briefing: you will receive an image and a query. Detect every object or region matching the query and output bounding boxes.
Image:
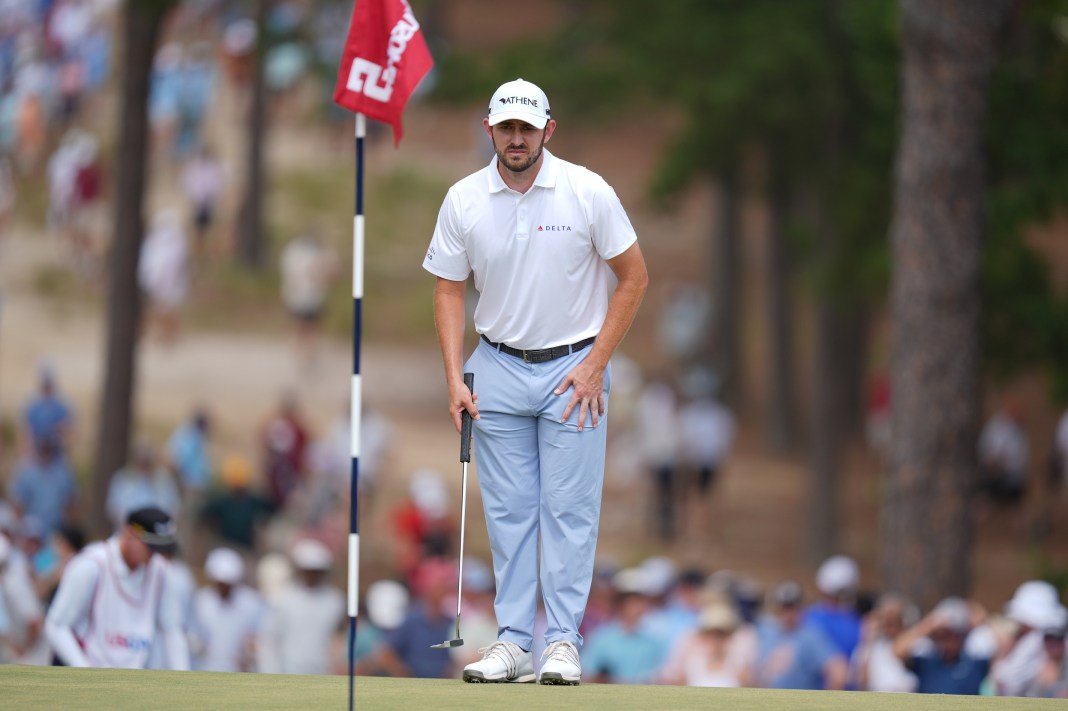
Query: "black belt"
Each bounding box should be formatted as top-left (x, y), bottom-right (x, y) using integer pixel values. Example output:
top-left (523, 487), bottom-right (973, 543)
top-left (481, 334), bottom-right (596, 364)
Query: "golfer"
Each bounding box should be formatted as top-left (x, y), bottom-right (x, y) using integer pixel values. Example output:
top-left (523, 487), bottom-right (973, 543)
top-left (45, 507), bottom-right (190, 669)
top-left (423, 78), bottom-right (648, 685)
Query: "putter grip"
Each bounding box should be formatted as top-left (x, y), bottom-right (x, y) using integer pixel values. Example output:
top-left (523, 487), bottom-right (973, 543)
top-left (460, 372), bottom-right (474, 463)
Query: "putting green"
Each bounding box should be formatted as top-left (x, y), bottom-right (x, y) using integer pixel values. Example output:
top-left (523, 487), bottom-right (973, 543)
top-left (3, 666), bottom-right (1065, 710)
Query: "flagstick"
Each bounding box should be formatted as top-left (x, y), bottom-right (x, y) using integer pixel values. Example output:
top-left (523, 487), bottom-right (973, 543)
top-left (348, 111), bottom-right (366, 711)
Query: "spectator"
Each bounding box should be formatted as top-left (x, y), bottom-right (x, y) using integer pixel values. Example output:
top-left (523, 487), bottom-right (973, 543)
top-left (0, 532), bottom-right (47, 665)
top-left (260, 393), bottom-right (310, 511)
top-left (138, 207), bottom-right (190, 344)
top-left (640, 560), bottom-right (704, 657)
top-left (19, 361), bottom-right (74, 458)
top-left (1025, 621), bottom-right (1068, 698)
top-left (148, 547), bottom-right (196, 670)
top-left (754, 580), bottom-right (847, 690)
top-left (391, 469), bottom-right (452, 588)
top-left (660, 597), bottom-right (756, 687)
top-left (10, 435), bottom-right (77, 538)
top-left (582, 567), bottom-right (664, 684)
top-left (892, 596), bottom-right (990, 695)
top-left (167, 406), bottom-right (214, 497)
top-left (191, 547), bottom-right (264, 672)
top-left (677, 384), bottom-right (734, 535)
top-left (352, 579), bottom-right (409, 672)
top-left (357, 558), bottom-right (455, 679)
top-left (978, 400), bottom-right (1030, 508)
top-left (36, 524), bottom-right (86, 607)
top-left (851, 592), bottom-right (919, 692)
top-left (992, 580), bottom-right (1066, 696)
top-left (181, 144), bottom-right (225, 253)
top-left (308, 404), bottom-right (393, 516)
top-left (279, 231), bottom-right (338, 365)
top-left (106, 440), bottom-right (181, 531)
top-left (45, 507), bottom-right (190, 670)
top-left (636, 378), bottom-right (680, 540)
top-left (803, 555), bottom-right (863, 660)
top-left (258, 538), bottom-right (344, 674)
top-left (198, 454), bottom-right (276, 553)
top-left (66, 129), bottom-right (103, 277)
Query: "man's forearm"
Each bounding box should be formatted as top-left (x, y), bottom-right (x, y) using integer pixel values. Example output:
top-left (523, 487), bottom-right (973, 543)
top-left (45, 620), bottom-right (90, 667)
top-left (588, 246), bottom-right (648, 369)
top-left (433, 278), bottom-right (468, 386)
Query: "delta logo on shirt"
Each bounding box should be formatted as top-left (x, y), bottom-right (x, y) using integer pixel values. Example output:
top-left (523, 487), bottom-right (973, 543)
top-left (537, 224), bottom-right (572, 232)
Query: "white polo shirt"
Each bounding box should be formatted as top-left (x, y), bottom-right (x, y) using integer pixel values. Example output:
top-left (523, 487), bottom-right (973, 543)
top-left (423, 149), bottom-right (637, 350)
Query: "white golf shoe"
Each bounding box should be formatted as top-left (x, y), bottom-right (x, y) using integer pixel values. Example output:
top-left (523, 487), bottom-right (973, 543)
top-left (538, 640), bottom-right (582, 685)
top-left (462, 641), bottom-right (536, 683)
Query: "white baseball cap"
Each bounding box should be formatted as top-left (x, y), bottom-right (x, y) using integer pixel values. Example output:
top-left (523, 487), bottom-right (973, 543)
top-left (487, 78), bottom-right (551, 129)
top-left (291, 538), bottom-right (333, 571)
top-left (366, 580), bottom-right (409, 630)
top-left (816, 555), bottom-right (859, 596)
top-left (205, 547), bottom-right (244, 585)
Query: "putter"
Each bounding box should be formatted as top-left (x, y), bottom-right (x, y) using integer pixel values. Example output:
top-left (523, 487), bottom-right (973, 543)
top-left (432, 372), bottom-right (475, 649)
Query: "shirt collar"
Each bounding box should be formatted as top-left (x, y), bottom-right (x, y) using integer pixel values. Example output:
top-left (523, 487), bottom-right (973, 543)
top-left (487, 148), bottom-right (558, 194)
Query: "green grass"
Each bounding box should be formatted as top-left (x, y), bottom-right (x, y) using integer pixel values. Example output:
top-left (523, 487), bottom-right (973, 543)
top-left (3, 666), bottom-right (1066, 711)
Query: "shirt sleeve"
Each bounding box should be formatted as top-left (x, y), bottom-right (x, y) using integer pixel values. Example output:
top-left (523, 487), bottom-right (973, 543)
top-left (422, 188), bottom-right (471, 281)
top-left (587, 178), bottom-right (637, 261)
top-left (45, 554), bottom-right (100, 667)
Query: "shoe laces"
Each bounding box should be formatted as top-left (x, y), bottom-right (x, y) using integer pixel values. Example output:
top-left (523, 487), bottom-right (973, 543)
top-left (479, 641), bottom-right (520, 675)
top-left (542, 640), bottom-right (579, 666)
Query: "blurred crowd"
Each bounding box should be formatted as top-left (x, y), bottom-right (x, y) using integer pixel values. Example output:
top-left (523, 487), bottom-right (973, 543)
top-left (3, 358), bottom-right (1068, 701)
top-left (0, 358), bottom-right (395, 674)
top-left (1, 1), bottom-right (345, 355)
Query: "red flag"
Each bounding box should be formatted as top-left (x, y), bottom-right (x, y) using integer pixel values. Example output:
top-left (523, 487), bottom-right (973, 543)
top-left (333, 0), bottom-right (434, 145)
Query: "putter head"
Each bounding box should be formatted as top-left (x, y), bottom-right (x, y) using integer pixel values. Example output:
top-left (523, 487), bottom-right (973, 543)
top-left (430, 638), bottom-right (464, 649)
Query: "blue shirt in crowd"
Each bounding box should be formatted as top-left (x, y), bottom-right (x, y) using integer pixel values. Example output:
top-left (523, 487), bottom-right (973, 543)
top-left (22, 394), bottom-right (72, 451)
top-left (582, 622), bottom-right (663, 684)
top-left (909, 651), bottom-right (990, 695)
top-left (803, 602), bottom-right (862, 658)
top-left (384, 602), bottom-right (453, 679)
top-left (756, 618), bottom-right (841, 690)
top-left (12, 456), bottom-right (77, 536)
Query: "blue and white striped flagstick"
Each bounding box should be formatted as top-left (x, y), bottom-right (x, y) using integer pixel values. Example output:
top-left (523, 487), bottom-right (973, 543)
top-left (348, 111), bottom-right (366, 711)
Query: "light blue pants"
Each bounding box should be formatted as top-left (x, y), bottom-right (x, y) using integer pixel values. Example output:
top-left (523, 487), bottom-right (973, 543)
top-left (465, 339), bottom-right (611, 652)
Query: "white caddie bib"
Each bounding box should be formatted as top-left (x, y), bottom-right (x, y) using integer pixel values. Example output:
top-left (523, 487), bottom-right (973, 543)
top-left (78, 541), bottom-right (166, 669)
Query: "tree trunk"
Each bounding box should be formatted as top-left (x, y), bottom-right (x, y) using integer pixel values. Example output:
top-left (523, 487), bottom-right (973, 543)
top-left (236, 0), bottom-right (270, 269)
top-left (92, 0), bottom-right (174, 536)
top-left (766, 177), bottom-right (795, 451)
top-left (883, 0), bottom-right (1013, 610)
top-left (710, 174), bottom-right (741, 406)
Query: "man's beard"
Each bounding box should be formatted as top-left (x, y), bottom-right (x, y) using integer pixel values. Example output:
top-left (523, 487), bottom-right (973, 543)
top-left (495, 136), bottom-right (545, 173)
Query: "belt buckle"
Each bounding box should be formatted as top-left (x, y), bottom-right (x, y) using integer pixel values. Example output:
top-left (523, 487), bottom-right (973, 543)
top-left (522, 350), bottom-right (530, 363)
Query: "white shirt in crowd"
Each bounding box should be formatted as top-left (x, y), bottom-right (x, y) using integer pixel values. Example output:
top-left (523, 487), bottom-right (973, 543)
top-left (148, 557), bottom-right (196, 669)
top-left (978, 412), bottom-right (1029, 480)
top-left (678, 396), bottom-right (735, 469)
top-left (0, 552), bottom-right (47, 665)
top-left (257, 580), bottom-right (344, 675)
top-left (44, 537), bottom-right (190, 670)
top-left (192, 584), bottom-right (264, 672)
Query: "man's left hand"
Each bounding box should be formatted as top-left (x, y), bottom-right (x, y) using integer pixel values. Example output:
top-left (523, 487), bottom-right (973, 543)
top-left (555, 359), bottom-right (605, 432)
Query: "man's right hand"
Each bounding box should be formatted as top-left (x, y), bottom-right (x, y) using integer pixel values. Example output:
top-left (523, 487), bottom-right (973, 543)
top-left (448, 378), bottom-right (479, 434)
